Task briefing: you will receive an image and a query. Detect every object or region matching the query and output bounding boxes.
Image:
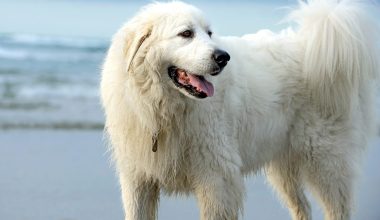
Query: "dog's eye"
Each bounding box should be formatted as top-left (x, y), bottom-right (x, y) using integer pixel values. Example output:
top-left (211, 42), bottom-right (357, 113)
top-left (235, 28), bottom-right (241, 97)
top-left (178, 30), bottom-right (194, 38)
top-left (207, 30), bottom-right (213, 37)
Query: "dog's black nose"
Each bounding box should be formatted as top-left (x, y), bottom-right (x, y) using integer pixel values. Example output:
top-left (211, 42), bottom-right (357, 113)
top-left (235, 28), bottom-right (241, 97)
top-left (213, 49), bottom-right (230, 68)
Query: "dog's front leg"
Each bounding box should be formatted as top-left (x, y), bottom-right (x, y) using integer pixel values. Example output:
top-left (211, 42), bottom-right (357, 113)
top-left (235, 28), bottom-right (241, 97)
top-left (193, 164), bottom-right (244, 220)
top-left (119, 171), bottom-right (160, 220)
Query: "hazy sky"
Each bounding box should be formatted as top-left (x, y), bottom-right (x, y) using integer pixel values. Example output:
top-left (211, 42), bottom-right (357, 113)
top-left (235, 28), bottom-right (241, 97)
top-left (0, 0), bottom-right (288, 38)
top-left (0, 0), bottom-right (378, 38)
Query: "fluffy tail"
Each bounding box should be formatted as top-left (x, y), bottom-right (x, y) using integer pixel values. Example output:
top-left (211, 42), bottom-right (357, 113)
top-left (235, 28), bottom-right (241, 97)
top-left (292, 0), bottom-right (379, 115)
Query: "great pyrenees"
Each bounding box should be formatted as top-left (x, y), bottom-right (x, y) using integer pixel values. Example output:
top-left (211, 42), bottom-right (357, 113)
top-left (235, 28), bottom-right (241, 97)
top-left (100, 0), bottom-right (379, 219)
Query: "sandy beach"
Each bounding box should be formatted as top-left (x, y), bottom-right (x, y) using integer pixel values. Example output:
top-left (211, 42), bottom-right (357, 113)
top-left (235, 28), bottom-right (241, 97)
top-left (0, 130), bottom-right (379, 220)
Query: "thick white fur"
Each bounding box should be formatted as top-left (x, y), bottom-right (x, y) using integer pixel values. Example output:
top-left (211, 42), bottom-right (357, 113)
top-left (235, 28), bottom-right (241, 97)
top-left (100, 0), bottom-right (379, 219)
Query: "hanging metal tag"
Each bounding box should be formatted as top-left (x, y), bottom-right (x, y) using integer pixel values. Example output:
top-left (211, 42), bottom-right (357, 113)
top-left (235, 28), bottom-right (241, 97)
top-left (152, 132), bottom-right (159, 152)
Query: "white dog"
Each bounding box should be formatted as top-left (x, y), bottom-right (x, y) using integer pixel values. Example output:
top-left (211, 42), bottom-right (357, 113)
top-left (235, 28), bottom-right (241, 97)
top-left (100, 0), bottom-right (379, 219)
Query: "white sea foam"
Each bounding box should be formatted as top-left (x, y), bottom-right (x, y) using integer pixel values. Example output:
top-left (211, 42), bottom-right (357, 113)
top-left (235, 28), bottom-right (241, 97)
top-left (0, 46), bottom-right (103, 62)
top-left (0, 47), bottom-right (29, 60)
top-left (17, 84), bottom-right (98, 100)
top-left (0, 33), bottom-right (108, 50)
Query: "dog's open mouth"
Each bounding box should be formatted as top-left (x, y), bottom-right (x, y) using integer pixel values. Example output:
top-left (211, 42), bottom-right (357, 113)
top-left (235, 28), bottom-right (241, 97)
top-left (168, 67), bottom-right (214, 98)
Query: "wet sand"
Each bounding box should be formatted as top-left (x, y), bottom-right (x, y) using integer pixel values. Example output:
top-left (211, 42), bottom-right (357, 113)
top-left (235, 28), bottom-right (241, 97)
top-left (0, 130), bottom-right (379, 220)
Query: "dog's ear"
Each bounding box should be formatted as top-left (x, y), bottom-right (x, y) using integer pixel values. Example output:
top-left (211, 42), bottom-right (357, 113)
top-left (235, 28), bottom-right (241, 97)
top-left (124, 25), bottom-right (152, 73)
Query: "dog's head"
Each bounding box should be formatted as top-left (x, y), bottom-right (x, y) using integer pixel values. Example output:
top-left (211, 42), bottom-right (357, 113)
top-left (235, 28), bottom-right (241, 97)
top-left (118, 1), bottom-right (230, 99)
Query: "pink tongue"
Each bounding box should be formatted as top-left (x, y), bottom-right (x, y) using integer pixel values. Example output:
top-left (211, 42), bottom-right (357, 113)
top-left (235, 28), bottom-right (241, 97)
top-left (187, 74), bottom-right (214, 97)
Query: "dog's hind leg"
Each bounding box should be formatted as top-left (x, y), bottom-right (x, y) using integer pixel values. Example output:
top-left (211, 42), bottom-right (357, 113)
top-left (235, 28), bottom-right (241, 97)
top-left (305, 151), bottom-right (353, 220)
top-left (266, 152), bottom-right (311, 220)
top-left (119, 172), bottom-right (160, 220)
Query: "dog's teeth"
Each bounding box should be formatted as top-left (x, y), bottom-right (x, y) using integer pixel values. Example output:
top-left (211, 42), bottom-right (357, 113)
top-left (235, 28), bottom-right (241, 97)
top-left (182, 71), bottom-right (188, 77)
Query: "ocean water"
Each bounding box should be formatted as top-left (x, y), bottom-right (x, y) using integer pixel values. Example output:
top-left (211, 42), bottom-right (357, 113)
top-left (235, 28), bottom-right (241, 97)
top-left (0, 32), bottom-right (107, 129)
